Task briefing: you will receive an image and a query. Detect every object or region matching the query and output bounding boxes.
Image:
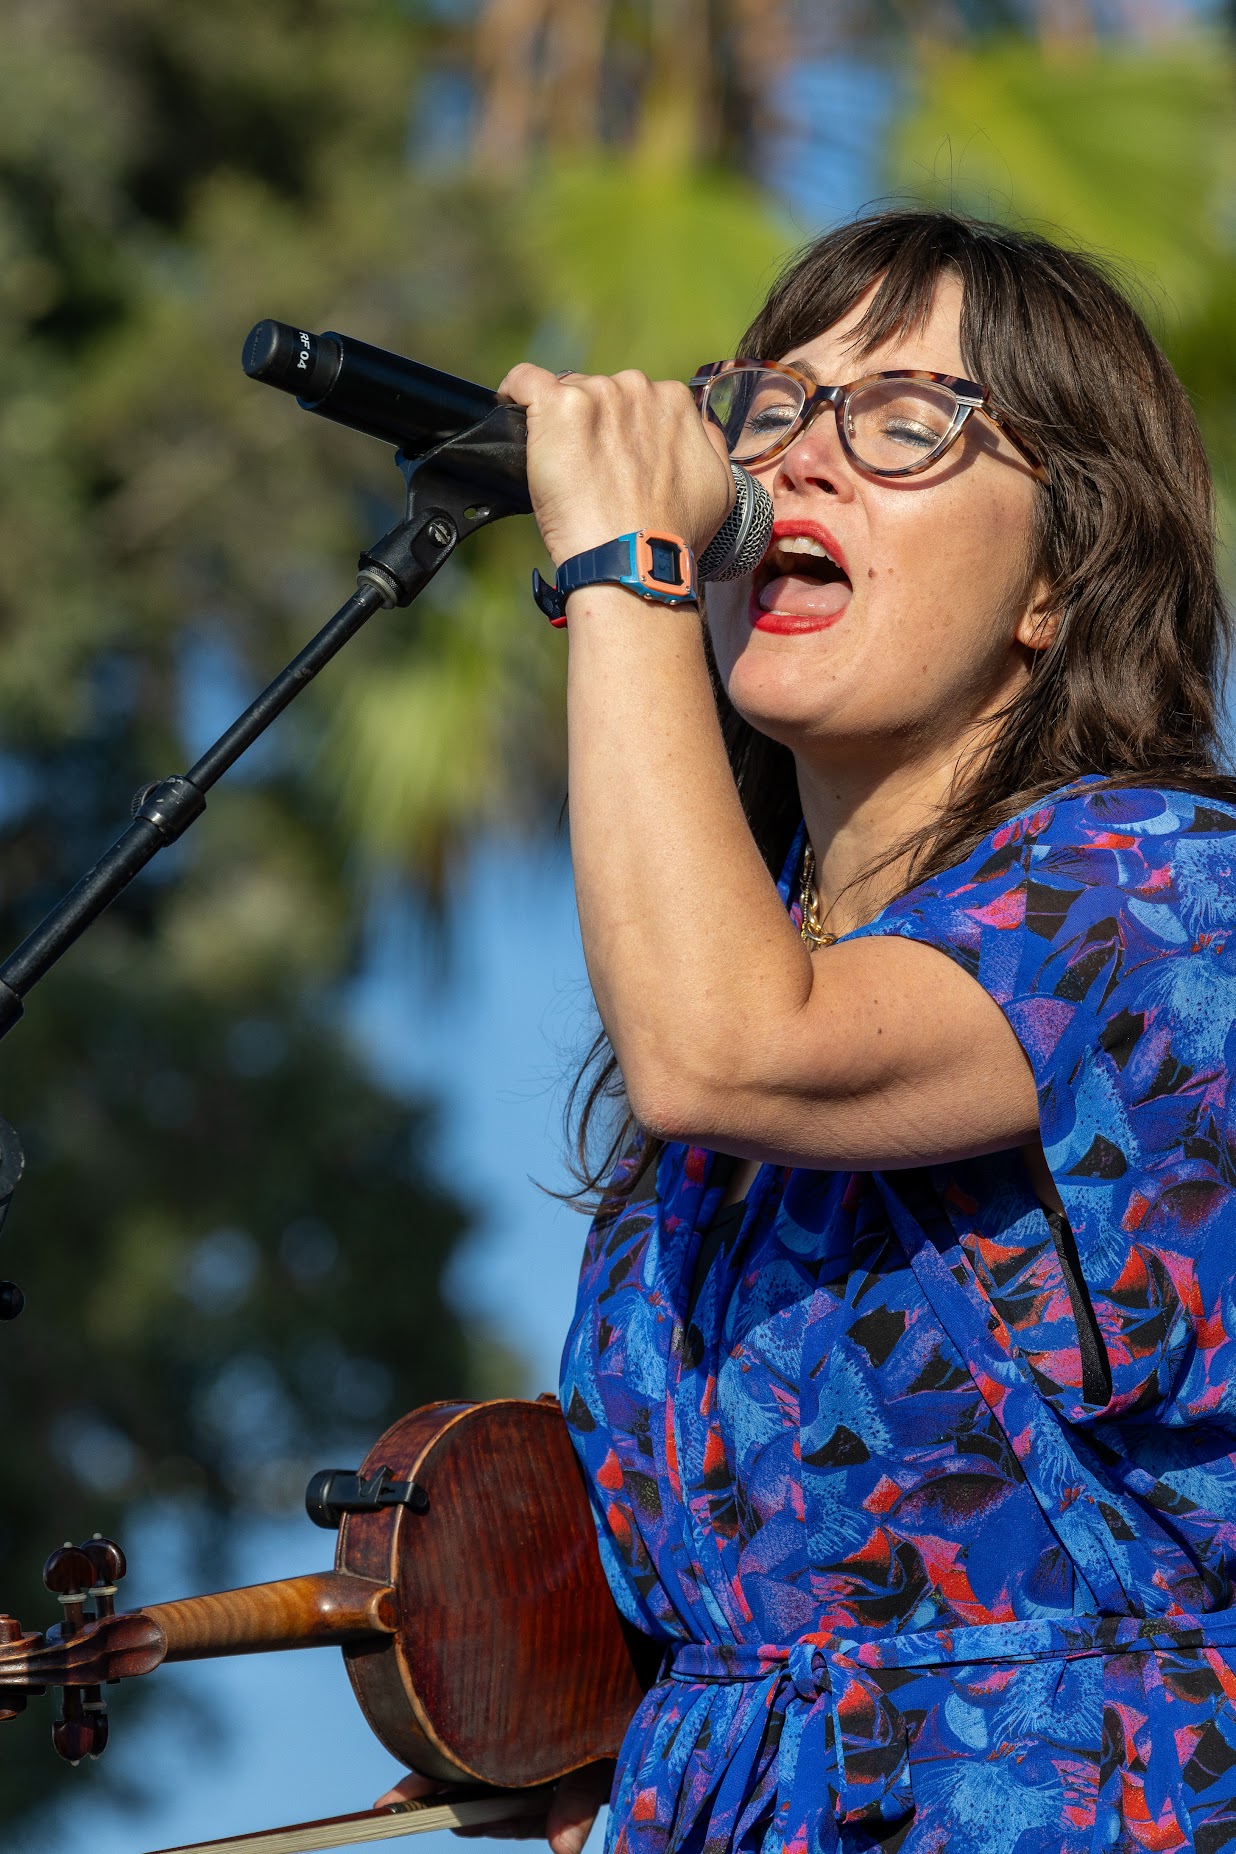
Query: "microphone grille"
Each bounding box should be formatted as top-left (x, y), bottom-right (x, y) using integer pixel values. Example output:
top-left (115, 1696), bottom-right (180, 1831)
top-left (698, 465), bottom-right (773, 583)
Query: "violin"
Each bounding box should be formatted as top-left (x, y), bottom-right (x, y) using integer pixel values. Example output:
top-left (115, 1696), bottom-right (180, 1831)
top-left (0, 1395), bottom-right (658, 1851)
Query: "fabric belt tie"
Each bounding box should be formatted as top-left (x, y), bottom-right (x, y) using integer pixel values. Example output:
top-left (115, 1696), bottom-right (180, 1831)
top-left (665, 1610), bottom-right (1236, 1839)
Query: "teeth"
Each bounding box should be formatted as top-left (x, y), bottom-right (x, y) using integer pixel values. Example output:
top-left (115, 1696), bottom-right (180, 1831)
top-left (772, 536), bottom-right (837, 565)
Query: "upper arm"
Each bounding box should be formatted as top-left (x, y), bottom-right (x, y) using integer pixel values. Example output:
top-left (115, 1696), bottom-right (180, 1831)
top-left (654, 932), bottom-right (1041, 1171)
top-left (638, 789), bottom-right (1236, 1195)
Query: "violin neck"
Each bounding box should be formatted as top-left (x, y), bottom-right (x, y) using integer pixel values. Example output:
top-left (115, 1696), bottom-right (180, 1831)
top-left (142, 1570), bottom-right (396, 1662)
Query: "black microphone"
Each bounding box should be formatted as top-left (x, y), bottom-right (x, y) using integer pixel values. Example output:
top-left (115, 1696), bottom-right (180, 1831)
top-left (242, 319), bottom-right (498, 453)
top-left (242, 319), bottom-right (771, 579)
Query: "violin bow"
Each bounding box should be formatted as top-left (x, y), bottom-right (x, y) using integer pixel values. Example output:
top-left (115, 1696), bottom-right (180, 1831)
top-left (144, 1787), bottom-right (554, 1854)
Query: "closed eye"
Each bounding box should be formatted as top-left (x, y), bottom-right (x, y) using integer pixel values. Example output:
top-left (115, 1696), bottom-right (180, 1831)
top-left (878, 416), bottom-right (944, 451)
top-left (747, 404), bottom-right (798, 437)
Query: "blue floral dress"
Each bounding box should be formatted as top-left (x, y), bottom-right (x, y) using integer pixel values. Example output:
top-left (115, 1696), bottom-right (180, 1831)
top-left (560, 783), bottom-right (1236, 1854)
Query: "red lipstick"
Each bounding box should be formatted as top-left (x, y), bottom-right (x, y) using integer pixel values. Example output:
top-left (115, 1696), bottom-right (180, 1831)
top-left (750, 519), bottom-right (852, 635)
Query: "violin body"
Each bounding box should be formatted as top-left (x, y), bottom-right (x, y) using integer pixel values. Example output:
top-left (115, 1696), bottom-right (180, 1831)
top-left (336, 1397), bottom-right (658, 1786)
top-left (0, 1395), bottom-right (657, 1789)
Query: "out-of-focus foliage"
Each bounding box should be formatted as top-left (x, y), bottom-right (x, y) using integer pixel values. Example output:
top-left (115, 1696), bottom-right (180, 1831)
top-left (890, 30), bottom-right (1236, 528)
top-left (0, 0), bottom-right (793, 877)
top-left (466, 0), bottom-right (794, 175)
top-left (516, 159), bottom-right (788, 376)
top-left (0, 0), bottom-right (489, 1824)
top-left (891, 35), bottom-right (1236, 315)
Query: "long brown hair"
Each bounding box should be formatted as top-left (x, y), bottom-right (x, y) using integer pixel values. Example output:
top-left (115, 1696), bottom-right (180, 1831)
top-left (566, 208), bottom-right (1236, 1204)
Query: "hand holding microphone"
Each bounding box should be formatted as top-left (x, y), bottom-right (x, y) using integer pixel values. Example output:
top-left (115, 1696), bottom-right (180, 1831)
top-left (242, 321), bottom-right (772, 600)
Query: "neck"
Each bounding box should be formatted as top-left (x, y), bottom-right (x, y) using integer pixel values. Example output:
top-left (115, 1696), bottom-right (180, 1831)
top-left (796, 737), bottom-right (972, 935)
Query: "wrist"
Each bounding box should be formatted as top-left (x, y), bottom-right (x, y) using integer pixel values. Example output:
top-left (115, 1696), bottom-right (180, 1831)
top-left (533, 528), bottom-right (697, 628)
top-left (564, 582), bottom-right (700, 621)
top-left (548, 516), bottom-right (681, 567)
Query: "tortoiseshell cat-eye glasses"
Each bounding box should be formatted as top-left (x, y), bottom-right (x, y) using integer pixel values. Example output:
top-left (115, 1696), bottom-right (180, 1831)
top-left (690, 360), bottom-right (1050, 484)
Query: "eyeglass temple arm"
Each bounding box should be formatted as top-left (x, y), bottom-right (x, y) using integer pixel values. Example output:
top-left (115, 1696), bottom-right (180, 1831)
top-left (982, 406), bottom-right (1049, 481)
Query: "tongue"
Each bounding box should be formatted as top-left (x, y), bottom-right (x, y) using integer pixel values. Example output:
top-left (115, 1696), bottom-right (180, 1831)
top-left (758, 572), bottom-right (851, 619)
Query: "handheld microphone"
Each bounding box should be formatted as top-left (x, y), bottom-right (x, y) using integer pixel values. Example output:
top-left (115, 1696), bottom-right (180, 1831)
top-left (242, 319), bottom-right (771, 581)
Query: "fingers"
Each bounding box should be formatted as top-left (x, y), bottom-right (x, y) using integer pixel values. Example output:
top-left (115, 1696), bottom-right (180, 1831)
top-left (379, 1773), bottom-right (548, 1840)
top-left (397, 1764), bottom-right (612, 1849)
top-left (374, 1771), bottom-right (445, 1809)
top-left (372, 1766), bottom-right (610, 1849)
top-left (496, 358), bottom-right (732, 564)
top-left (498, 363), bottom-right (687, 422)
top-left (497, 361), bottom-right (563, 406)
top-left (546, 1762), bottom-right (615, 1854)
top-left (547, 1814), bottom-right (597, 1854)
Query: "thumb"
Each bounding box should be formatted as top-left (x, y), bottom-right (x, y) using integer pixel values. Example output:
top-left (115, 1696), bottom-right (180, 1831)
top-left (546, 1763), bottom-right (614, 1854)
top-left (374, 1771), bottom-right (443, 1809)
top-left (548, 1818), bottom-right (594, 1854)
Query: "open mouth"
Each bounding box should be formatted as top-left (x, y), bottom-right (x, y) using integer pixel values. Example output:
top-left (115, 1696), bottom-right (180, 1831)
top-left (751, 532), bottom-right (853, 634)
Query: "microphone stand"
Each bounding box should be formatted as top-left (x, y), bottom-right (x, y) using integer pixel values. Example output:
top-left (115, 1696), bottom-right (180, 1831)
top-left (0, 406), bottom-right (533, 1321)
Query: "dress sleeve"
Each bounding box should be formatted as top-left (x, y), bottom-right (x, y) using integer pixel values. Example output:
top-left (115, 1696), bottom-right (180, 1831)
top-left (850, 782), bottom-right (1236, 1425)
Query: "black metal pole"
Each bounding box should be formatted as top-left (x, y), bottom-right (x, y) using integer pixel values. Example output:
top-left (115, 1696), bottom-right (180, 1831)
top-left (0, 494), bottom-right (469, 1040)
top-left (0, 402), bottom-right (533, 1315)
top-left (0, 580), bottom-right (385, 1033)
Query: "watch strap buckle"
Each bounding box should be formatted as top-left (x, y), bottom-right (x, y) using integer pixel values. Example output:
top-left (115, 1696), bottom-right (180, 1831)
top-left (532, 568), bottom-right (569, 626)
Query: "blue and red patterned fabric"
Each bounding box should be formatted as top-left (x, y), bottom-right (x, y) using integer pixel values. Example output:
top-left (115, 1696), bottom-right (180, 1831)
top-left (560, 783), bottom-right (1236, 1854)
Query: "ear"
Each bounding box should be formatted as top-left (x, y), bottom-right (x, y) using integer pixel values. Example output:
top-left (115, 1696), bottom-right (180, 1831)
top-left (1015, 581), bottom-right (1059, 653)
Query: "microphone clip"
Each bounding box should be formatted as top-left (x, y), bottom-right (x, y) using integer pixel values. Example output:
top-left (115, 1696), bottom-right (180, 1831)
top-left (357, 404), bottom-right (534, 609)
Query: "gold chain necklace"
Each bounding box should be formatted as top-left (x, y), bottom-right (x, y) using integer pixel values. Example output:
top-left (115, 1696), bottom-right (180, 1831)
top-left (798, 844), bottom-right (838, 949)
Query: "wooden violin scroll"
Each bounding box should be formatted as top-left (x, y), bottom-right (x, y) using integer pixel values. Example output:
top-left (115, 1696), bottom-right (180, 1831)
top-left (336, 1398), bottom-right (658, 1788)
top-left (44, 1537), bottom-right (126, 1762)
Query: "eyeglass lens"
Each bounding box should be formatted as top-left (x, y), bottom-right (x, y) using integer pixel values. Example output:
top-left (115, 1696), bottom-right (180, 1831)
top-left (701, 367), bottom-right (965, 473)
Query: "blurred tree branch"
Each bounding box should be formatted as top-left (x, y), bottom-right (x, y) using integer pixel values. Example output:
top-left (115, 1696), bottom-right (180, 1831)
top-left (470, 0), bottom-right (799, 173)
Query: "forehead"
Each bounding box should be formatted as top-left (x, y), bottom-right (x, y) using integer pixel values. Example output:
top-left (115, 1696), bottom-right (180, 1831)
top-left (778, 271), bottom-right (967, 382)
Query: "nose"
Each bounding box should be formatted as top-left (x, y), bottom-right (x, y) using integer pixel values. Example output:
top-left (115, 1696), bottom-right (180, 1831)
top-left (767, 405), bottom-right (853, 501)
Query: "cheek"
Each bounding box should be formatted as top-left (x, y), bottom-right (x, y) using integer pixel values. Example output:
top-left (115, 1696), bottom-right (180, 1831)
top-left (871, 480), bottom-right (1035, 644)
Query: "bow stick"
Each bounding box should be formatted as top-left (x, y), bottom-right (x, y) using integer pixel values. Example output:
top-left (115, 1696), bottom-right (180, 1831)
top-left (145, 1787), bottom-right (554, 1854)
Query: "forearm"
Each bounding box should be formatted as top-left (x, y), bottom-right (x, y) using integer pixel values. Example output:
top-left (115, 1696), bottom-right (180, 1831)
top-left (566, 586), bottom-right (814, 1131)
top-left (499, 357), bottom-right (1049, 1173)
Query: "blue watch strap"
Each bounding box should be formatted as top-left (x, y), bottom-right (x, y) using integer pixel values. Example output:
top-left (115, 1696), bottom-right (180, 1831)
top-left (532, 530), bottom-right (698, 626)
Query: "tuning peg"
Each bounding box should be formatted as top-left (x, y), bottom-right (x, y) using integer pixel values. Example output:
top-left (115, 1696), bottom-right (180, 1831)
top-left (52, 1686), bottom-right (107, 1765)
top-left (43, 1543), bottom-right (96, 1639)
top-left (79, 1537), bottom-right (126, 1620)
top-left (0, 1616), bottom-right (26, 1722)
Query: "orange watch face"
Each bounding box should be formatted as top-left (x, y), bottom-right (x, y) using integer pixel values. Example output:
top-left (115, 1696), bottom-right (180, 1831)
top-left (636, 531), bottom-right (695, 597)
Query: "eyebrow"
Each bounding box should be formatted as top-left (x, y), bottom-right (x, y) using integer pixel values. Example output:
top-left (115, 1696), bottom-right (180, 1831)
top-left (783, 357), bottom-right (822, 383)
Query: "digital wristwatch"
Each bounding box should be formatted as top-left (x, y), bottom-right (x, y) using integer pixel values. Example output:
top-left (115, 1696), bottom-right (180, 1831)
top-left (532, 530), bottom-right (698, 628)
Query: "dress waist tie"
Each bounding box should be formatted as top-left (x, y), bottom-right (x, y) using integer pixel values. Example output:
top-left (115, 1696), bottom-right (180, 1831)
top-left (665, 1611), bottom-right (1236, 1840)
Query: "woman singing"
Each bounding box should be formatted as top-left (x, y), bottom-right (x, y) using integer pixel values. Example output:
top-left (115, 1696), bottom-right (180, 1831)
top-left (394, 209), bottom-right (1236, 1853)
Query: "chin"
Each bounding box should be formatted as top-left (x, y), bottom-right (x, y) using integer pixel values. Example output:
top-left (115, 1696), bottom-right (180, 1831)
top-left (721, 647), bottom-right (834, 749)
top-left (707, 587), bottom-right (860, 747)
